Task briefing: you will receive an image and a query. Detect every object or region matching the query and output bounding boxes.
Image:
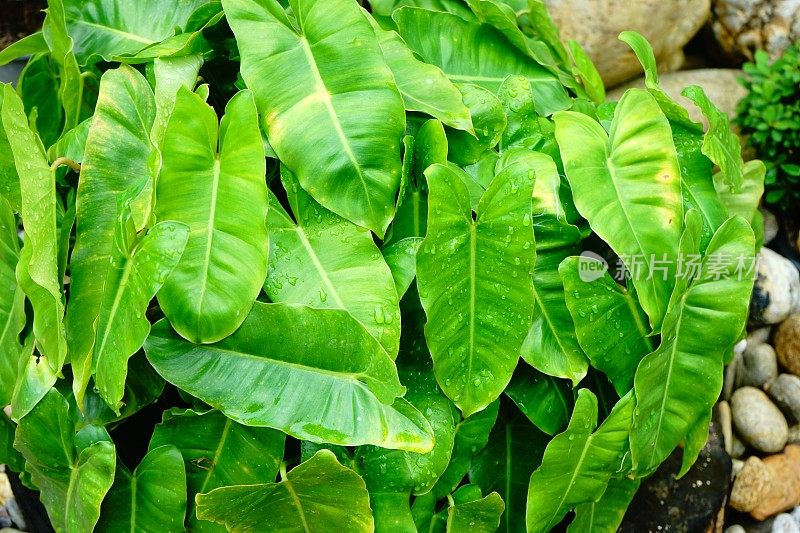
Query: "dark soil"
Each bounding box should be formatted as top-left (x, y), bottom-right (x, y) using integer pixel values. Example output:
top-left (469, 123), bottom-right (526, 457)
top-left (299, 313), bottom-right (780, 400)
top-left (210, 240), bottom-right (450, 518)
top-left (0, 0), bottom-right (46, 51)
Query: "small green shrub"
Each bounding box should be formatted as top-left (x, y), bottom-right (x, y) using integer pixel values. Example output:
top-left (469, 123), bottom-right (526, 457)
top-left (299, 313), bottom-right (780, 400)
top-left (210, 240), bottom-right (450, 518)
top-left (737, 42), bottom-right (800, 211)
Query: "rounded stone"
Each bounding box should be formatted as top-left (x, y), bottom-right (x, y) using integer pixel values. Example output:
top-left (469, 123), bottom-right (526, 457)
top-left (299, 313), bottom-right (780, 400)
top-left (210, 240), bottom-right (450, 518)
top-left (710, 0), bottom-right (800, 63)
top-left (767, 374), bottom-right (800, 423)
top-left (750, 248), bottom-right (800, 326)
top-left (730, 456), bottom-right (772, 512)
top-left (731, 386), bottom-right (789, 453)
top-left (737, 343), bottom-right (779, 388)
top-left (763, 207), bottom-right (779, 244)
top-left (772, 513), bottom-right (800, 533)
top-left (544, 0), bottom-right (711, 86)
top-left (776, 315), bottom-right (800, 375)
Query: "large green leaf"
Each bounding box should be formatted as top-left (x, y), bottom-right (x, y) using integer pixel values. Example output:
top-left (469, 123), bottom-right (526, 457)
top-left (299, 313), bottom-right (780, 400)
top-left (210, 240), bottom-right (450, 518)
top-left (416, 159), bottom-right (536, 416)
top-left (559, 257), bottom-right (654, 395)
top-left (63, 0), bottom-right (212, 65)
top-left (149, 408), bottom-right (286, 532)
top-left (224, 0), bottom-right (405, 235)
top-left (630, 214), bottom-right (756, 475)
top-left (0, 32), bottom-right (48, 67)
top-left (0, 196), bottom-right (24, 406)
top-left (14, 389), bottom-right (116, 533)
top-left (526, 390), bottom-right (633, 533)
top-left (43, 0), bottom-right (83, 136)
top-left (568, 477), bottom-right (640, 532)
top-left (66, 65), bottom-right (156, 401)
top-left (446, 83), bottom-right (507, 166)
top-left (470, 409), bottom-right (549, 533)
top-left (264, 170), bottom-right (400, 355)
top-left (505, 362), bottom-right (573, 436)
top-left (383, 237), bottom-right (423, 300)
top-left (97, 445), bottom-right (187, 533)
top-left (151, 55), bottom-right (204, 150)
top-left (682, 85), bottom-right (744, 192)
top-left (502, 149), bottom-right (588, 385)
top-left (11, 350), bottom-right (58, 421)
top-left (156, 88), bottom-right (267, 343)
top-left (393, 7), bottom-right (570, 115)
top-left (1, 85), bottom-right (67, 372)
top-left (145, 302), bottom-right (434, 451)
top-left (0, 87), bottom-right (21, 211)
top-left (92, 213), bottom-right (189, 412)
top-left (372, 21), bottom-right (472, 131)
top-left (196, 449), bottom-right (374, 532)
top-left (554, 88), bottom-right (684, 333)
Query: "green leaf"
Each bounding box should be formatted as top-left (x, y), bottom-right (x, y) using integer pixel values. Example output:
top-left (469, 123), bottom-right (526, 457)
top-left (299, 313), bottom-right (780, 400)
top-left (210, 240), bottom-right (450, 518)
top-left (383, 237), bottom-right (423, 300)
top-left (432, 400), bottom-right (498, 499)
top-left (416, 160), bottom-right (536, 416)
top-left (393, 7), bottom-right (570, 116)
top-left (678, 409), bottom-right (710, 478)
top-left (559, 257), bottom-right (654, 395)
top-left (554, 88), bottom-right (684, 333)
top-left (447, 489), bottom-right (505, 532)
top-left (145, 302), bottom-right (434, 451)
top-left (11, 350), bottom-right (58, 421)
top-left (470, 409), bottom-right (549, 533)
top-left (446, 83), bottom-right (507, 165)
top-left (149, 408), bottom-right (285, 532)
top-left (673, 122), bottom-right (727, 251)
top-left (97, 445), bottom-right (187, 533)
top-left (63, 0), bottom-right (212, 65)
top-left (66, 65), bottom-right (157, 402)
top-left (497, 76), bottom-right (544, 152)
top-left (43, 0), bottom-right (84, 135)
top-left (526, 390), bottom-right (634, 533)
top-left (150, 54), bottom-right (204, 150)
top-left (505, 362), bottom-right (573, 435)
top-left (714, 159), bottom-right (765, 238)
top-left (264, 170), bottom-right (400, 355)
top-left (630, 214), bottom-right (756, 475)
top-left (196, 449), bottom-right (374, 532)
top-left (225, 0), bottom-right (405, 235)
top-left (682, 85), bottom-right (744, 192)
top-left (568, 477), bottom-right (641, 532)
top-left (14, 389), bottom-right (116, 533)
top-left (504, 149), bottom-right (587, 385)
top-left (0, 87), bottom-right (21, 212)
top-left (156, 88), bottom-right (268, 343)
top-left (568, 40), bottom-right (604, 104)
top-left (92, 213), bottom-right (189, 412)
top-left (356, 309), bottom-right (457, 500)
top-left (1, 85), bottom-right (67, 372)
top-left (618, 31), bottom-right (697, 128)
top-left (16, 55), bottom-right (63, 147)
top-left (0, 32), bottom-right (48, 66)
top-left (372, 22), bottom-right (473, 131)
top-left (0, 411), bottom-right (24, 472)
top-left (0, 196), bottom-right (24, 406)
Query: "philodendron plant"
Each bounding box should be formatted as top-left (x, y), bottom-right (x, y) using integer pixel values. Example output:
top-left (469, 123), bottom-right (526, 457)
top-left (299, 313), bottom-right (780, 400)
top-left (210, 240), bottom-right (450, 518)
top-left (0, 0), bottom-right (763, 532)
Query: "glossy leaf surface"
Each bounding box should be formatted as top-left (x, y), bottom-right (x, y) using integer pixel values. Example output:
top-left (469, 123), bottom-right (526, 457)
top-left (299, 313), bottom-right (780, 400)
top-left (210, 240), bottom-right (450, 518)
top-left (156, 88), bottom-right (268, 343)
top-left (225, 0), bottom-right (405, 235)
top-left (145, 302), bottom-right (434, 451)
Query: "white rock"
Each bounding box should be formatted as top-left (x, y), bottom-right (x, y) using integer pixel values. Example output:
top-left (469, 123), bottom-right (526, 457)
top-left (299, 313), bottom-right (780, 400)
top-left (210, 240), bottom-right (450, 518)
top-left (773, 512), bottom-right (800, 533)
top-left (750, 248), bottom-right (800, 325)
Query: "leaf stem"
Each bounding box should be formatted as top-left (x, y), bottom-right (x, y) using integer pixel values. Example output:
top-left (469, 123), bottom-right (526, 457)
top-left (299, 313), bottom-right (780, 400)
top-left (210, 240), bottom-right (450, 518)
top-left (50, 157), bottom-right (81, 173)
top-left (279, 461), bottom-right (288, 482)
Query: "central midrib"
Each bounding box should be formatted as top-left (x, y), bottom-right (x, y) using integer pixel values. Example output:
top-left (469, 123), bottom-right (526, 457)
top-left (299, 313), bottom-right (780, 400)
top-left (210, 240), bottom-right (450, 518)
top-left (297, 37), bottom-right (374, 215)
top-left (196, 158), bottom-right (222, 322)
top-left (294, 228), bottom-right (346, 309)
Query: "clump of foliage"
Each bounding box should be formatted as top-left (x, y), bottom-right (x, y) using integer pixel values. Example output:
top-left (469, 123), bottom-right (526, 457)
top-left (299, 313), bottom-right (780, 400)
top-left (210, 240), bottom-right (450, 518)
top-left (0, 1), bottom-right (763, 532)
top-left (737, 40), bottom-right (800, 211)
